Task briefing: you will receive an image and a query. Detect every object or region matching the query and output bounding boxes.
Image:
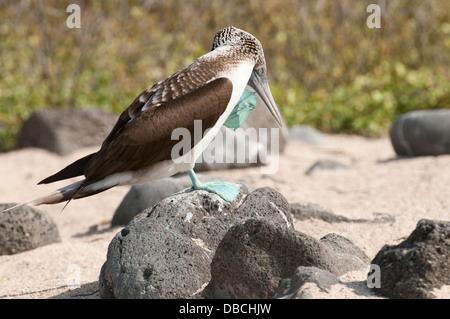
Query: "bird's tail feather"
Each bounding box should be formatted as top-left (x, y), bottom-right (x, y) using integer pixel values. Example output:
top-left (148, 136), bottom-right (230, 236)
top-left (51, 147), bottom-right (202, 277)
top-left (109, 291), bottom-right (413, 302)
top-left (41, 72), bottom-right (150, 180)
top-left (1, 179), bottom-right (114, 213)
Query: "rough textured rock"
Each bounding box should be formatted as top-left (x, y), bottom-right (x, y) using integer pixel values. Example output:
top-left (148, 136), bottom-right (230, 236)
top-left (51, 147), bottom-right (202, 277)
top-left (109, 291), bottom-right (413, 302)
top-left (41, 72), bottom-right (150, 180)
top-left (141, 186), bottom-right (291, 254)
top-left (100, 182), bottom-right (373, 299)
top-left (140, 186), bottom-right (248, 253)
top-left (0, 203), bottom-right (61, 255)
top-left (320, 233), bottom-right (371, 275)
top-left (390, 109), bottom-right (450, 156)
top-left (234, 186), bottom-right (292, 229)
top-left (99, 186), bottom-right (292, 299)
top-left (18, 108), bottom-right (117, 155)
top-left (371, 219), bottom-right (450, 299)
top-left (273, 266), bottom-right (340, 299)
top-left (204, 218), bottom-right (369, 299)
top-left (99, 219), bottom-right (211, 299)
top-left (112, 174), bottom-right (229, 226)
top-left (304, 159), bottom-right (349, 175)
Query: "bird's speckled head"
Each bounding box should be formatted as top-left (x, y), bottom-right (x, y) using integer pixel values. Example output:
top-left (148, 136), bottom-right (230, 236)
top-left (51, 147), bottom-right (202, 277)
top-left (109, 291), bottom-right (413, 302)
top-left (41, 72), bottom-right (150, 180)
top-left (210, 26), bottom-right (283, 127)
top-left (211, 26), bottom-right (266, 69)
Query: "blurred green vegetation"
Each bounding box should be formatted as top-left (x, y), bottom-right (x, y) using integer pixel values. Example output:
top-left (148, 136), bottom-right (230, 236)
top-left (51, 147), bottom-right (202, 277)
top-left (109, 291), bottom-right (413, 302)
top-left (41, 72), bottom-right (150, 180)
top-left (0, 0), bottom-right (449, 151)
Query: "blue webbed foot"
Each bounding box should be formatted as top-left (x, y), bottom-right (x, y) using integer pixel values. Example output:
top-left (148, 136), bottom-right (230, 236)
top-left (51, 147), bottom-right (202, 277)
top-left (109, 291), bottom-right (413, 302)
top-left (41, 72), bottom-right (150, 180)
top-left (187, 170), bottom-right (240, 202)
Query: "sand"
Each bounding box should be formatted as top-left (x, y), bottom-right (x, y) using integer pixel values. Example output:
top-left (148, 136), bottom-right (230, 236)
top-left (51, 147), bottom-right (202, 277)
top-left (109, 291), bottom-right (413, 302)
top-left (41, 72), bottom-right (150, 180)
top-left (0, 134), bottom-right (448, 299)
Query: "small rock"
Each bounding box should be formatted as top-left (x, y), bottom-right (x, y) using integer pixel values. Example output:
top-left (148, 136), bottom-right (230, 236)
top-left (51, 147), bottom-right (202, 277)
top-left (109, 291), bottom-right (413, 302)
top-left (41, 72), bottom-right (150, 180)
top-left (18, 108), bottom-right (117, 155)
top-left (273, 266), bottom-right (340, 299)
top-left (0, 203), bottom-right (61, 255)
top-left (390, 109), bottom-right (450, 156)
top-left (320, 233), bottom-right (371, 275)
top-left (371, 219), bottom-right (450, 298)
top-left (290, 203), bottom-right (351, 223)
top-left (290, 203), bottom-right (395, 224)
top-left (304, 159), bottom-right (349, 175)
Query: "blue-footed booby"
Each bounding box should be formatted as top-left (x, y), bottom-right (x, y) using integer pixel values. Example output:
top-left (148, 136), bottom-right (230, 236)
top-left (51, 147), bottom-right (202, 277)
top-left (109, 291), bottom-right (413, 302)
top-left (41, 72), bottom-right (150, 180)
top-left (6, 26), bottom-right (282, 210)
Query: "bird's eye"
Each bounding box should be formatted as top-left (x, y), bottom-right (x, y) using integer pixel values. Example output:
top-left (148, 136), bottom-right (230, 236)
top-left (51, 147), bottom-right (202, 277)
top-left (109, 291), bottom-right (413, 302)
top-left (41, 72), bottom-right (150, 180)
top-left (257, 68), bottom-right (265, 76)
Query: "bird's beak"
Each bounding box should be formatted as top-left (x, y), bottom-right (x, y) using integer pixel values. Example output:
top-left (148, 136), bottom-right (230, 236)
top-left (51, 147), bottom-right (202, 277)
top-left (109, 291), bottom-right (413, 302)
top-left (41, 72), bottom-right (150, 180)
top-left (248, 68), bottom-right (283, 126)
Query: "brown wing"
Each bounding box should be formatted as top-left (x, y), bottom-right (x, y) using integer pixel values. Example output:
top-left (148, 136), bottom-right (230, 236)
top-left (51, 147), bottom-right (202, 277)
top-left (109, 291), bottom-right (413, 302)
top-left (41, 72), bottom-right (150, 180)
top-left (83, 77), bottom-right (233, 182)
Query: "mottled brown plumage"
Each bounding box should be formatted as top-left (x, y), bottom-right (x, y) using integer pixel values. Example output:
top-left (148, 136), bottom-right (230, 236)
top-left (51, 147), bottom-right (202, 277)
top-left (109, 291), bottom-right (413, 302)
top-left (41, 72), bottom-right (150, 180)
top-left (84, 78), bottom-right (233, 182)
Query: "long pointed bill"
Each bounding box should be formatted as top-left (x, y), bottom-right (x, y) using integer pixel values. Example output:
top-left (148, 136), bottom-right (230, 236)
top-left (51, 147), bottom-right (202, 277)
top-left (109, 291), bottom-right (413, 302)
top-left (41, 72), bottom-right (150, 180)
top-left (248, 68), bottom-right (283, 126)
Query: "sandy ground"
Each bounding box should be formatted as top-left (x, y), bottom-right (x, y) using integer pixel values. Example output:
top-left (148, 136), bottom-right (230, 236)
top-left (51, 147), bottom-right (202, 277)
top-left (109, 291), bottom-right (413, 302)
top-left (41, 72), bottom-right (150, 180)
top-left (0, 134), bottom-right (448, 299)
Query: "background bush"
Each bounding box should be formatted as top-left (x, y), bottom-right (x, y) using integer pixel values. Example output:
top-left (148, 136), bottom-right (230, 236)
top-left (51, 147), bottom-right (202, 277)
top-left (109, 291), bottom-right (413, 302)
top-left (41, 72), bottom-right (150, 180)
top-left (0, 0), bottom-right (449, 150)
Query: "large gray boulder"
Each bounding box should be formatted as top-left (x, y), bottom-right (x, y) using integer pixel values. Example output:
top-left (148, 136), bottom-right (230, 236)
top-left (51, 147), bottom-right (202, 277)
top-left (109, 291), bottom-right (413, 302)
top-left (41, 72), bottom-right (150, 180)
top-left (204, 219), bottom-right (369, 299)
top-left (390, 109), bottom-right (450, 156)
top-left (0, 203), bottom-right (61, 255)
top-left (99, 186), bottom-right (292, 299)
top-left (371, 219), bottom-right (450, 299)
top-left (204, 218), bottom-right (335, 298)
top-left (99, 219), bottom-right (211, 299)
top-left (18, 108), bottom-right (117, 155)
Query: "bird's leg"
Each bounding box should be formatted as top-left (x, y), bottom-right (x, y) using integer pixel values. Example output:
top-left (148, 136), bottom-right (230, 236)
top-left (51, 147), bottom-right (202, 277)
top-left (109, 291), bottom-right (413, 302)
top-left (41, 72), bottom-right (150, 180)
top-left (187, 169), bottom-right (240, 202)
top-left (223, 89), bottom-right (257, 130)
top-left (187, 90), bottom-right (255, 201)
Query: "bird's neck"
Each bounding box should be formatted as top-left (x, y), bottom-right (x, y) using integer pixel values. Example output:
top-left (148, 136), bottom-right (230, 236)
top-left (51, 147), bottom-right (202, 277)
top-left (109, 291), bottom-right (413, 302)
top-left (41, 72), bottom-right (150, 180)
top-left (193, 45), bottom-right (254, 78)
